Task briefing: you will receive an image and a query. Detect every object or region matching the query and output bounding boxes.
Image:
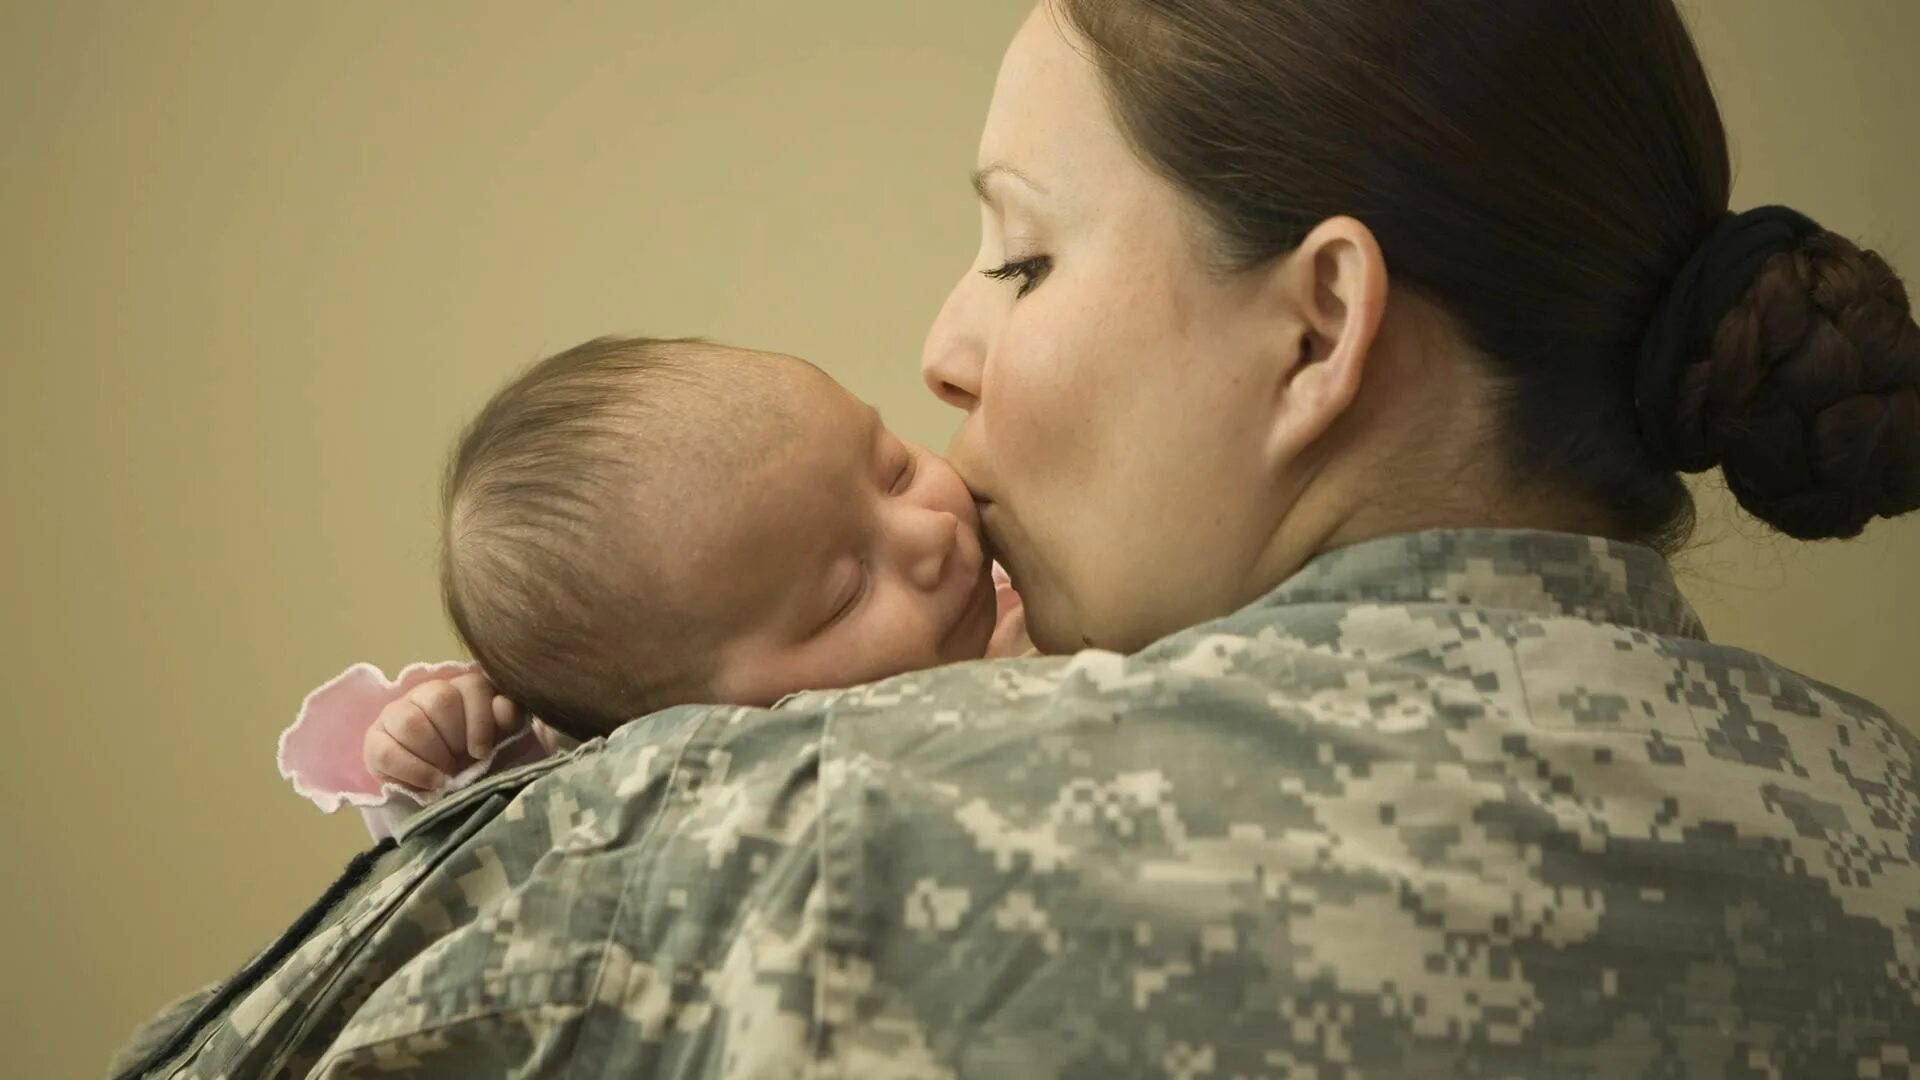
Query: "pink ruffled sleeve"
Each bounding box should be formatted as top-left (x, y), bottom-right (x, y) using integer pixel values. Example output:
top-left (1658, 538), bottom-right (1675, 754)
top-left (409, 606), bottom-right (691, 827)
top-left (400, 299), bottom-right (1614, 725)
top-left (277, 661), bottom-right (547, 841)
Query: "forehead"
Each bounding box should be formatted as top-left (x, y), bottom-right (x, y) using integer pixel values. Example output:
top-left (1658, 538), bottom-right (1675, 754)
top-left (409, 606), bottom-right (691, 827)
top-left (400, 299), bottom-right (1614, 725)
top-left (762, 356), bottom-right (871, 439)
top-left (980, 7), bottom-right (1129, 181)
top-left (752, 362), bottom-right (878, 517)
top-left (670, 360), bottom-right (879, 613)
top-left (615, 349), bottom-right (858, 549)
top-left (676, 347), bottom-right (862, 453)
top-left (672, 350), bottom-right (874, 531)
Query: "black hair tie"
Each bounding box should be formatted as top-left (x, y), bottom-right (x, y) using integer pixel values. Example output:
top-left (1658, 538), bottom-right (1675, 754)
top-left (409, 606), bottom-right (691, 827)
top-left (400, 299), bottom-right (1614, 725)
top-left (1634, 204), bottom-right (1822, 471)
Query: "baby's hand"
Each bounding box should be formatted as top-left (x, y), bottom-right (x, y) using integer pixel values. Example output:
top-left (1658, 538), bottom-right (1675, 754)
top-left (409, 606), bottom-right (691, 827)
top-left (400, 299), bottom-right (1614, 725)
top-left (985, 565), bottom-right (1036, 658)
top-left (362, 672), bottom-right (524, 793)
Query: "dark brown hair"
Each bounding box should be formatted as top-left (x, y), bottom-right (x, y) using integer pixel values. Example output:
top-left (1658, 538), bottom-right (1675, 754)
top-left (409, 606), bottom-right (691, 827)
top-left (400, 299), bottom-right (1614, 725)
top-left (442, 336), bottom-right (765, 739)
top-left (1057, 0), bottom-right (1919, 547)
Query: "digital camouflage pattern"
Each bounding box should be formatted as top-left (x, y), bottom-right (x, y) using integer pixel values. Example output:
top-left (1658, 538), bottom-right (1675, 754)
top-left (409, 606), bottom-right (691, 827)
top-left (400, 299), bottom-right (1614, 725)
top-left (115, 530), bottom-right (1920, 1078)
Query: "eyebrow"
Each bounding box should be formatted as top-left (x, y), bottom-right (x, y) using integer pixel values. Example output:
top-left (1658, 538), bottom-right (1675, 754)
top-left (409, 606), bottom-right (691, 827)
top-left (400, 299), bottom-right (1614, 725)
top-left (971, 163), bottom-right (1048, 205)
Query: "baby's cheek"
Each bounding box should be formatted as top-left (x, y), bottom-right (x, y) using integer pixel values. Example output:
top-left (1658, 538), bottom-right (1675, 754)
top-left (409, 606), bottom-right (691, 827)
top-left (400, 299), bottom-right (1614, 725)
top-left (873, 599), bottom-right (946, 675)
top-left (927, 461), bottom-right (977, 519)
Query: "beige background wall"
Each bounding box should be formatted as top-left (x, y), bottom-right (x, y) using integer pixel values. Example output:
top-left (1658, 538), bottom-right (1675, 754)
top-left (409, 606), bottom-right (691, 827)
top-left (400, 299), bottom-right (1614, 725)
top-left (1, 3), bottom-right (1912, 1074)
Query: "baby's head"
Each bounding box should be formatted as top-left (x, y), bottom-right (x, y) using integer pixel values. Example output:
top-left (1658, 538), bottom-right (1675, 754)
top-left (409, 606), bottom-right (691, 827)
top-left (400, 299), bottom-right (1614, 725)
top-left (442, 337), bottom-right (996, 741)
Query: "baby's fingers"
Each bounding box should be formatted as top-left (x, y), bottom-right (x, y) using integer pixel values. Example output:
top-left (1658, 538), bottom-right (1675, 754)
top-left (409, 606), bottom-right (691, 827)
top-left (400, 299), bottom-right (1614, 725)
top-left (492, 695), bottom-right (524, 737)
top-left (380, 696), bottom-right (460, 775)
top-left (401, 683), bottom-right (468, 769)
top-left (364, 730), bottom-right (446, 793)
top-left (448, 673), bottom-right (505, 761)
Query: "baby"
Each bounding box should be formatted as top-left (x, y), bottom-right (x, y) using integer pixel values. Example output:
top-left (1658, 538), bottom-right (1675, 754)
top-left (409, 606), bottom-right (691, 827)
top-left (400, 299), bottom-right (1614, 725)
top-left (281, 336), bottom-right (1026, 826)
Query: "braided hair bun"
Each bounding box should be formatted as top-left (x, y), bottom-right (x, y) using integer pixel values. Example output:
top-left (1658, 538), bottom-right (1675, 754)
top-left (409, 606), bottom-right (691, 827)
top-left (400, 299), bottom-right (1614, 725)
top-left (1654, 220), bottom-right (1920, 540)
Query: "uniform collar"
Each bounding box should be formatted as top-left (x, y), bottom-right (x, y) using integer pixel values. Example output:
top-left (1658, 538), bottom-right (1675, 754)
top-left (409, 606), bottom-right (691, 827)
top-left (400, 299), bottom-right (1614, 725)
top-left (1259, 529), bottom-right (1706, 639)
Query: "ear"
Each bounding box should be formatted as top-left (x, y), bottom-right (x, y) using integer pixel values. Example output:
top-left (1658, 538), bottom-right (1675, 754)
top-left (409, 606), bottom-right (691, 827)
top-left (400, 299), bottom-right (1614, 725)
top-left (1263, 216), bottom-right (1389, 466)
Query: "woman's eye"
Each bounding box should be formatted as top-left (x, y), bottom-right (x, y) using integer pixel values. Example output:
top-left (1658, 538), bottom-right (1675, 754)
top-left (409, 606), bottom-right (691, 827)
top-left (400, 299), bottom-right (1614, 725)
top-left (982, 255), bottom-right (1052, 299)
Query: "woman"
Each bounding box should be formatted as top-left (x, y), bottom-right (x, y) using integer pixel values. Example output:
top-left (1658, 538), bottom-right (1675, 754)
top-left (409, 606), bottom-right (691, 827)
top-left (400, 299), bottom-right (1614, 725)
top-left (118, 2), bottom-right (1917, 1076)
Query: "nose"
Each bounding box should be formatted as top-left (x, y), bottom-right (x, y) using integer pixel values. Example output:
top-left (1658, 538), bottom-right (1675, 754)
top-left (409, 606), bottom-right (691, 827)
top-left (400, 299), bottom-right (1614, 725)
top-left (897, 506), bottom-right (961, 591)
top-left (921, 282), bottom-right (983, 412)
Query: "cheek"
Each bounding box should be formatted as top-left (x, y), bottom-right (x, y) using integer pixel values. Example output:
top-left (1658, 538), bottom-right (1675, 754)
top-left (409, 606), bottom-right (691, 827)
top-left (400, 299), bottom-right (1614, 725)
top-left (985, 264), bottom-right (1197, 497)
top-left (984, 361), bottom-right (1097, 490)
top-left (984, 307), bottom-right (1122, 483)
top-left (920, 455), bottom-right (978, 520)
top-left (980, 264), bottom-right (1274, 646)
top-left (845, 592), bottom-right (944, 677)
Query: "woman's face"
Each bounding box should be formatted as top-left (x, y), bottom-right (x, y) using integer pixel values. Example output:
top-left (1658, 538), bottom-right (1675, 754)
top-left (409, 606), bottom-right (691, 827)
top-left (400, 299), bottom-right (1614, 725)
top-left (922, 6), bottom-right (1301, 653)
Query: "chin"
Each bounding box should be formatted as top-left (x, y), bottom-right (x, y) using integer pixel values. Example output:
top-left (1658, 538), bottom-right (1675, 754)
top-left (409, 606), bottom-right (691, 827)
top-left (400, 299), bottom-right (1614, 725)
top-left (1021, 604), bottom-right (1081, 655)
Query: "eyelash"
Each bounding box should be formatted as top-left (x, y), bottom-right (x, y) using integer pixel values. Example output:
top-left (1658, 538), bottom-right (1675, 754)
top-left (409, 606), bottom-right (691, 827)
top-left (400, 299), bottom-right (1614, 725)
top-left (830, 562), bottom-right (869, 625)
top-left (983, 255), bottom-right (1052, 299)
top-left (826, 449), bottom-right (910, 631)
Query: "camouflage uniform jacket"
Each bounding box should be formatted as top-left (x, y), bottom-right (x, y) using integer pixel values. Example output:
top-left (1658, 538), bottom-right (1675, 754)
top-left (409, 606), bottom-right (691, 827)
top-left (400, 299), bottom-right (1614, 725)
top-left (114, 530), bottom-right (1920, 1078)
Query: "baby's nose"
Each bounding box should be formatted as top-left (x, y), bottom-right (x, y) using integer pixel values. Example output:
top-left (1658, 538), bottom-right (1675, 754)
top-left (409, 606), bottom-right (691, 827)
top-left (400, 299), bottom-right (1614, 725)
top-left (904, 510), bottom-right (960, 591)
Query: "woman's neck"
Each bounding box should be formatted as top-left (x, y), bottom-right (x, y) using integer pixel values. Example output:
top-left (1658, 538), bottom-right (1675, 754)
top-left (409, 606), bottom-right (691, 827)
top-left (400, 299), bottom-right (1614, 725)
top-left (1251, 325), bottom-right (1624, 593)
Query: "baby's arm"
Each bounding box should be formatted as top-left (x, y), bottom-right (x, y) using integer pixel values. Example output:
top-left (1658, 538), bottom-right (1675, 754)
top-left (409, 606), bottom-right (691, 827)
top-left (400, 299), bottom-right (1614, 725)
top-left (279, 663), bottom-right (546, 841)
